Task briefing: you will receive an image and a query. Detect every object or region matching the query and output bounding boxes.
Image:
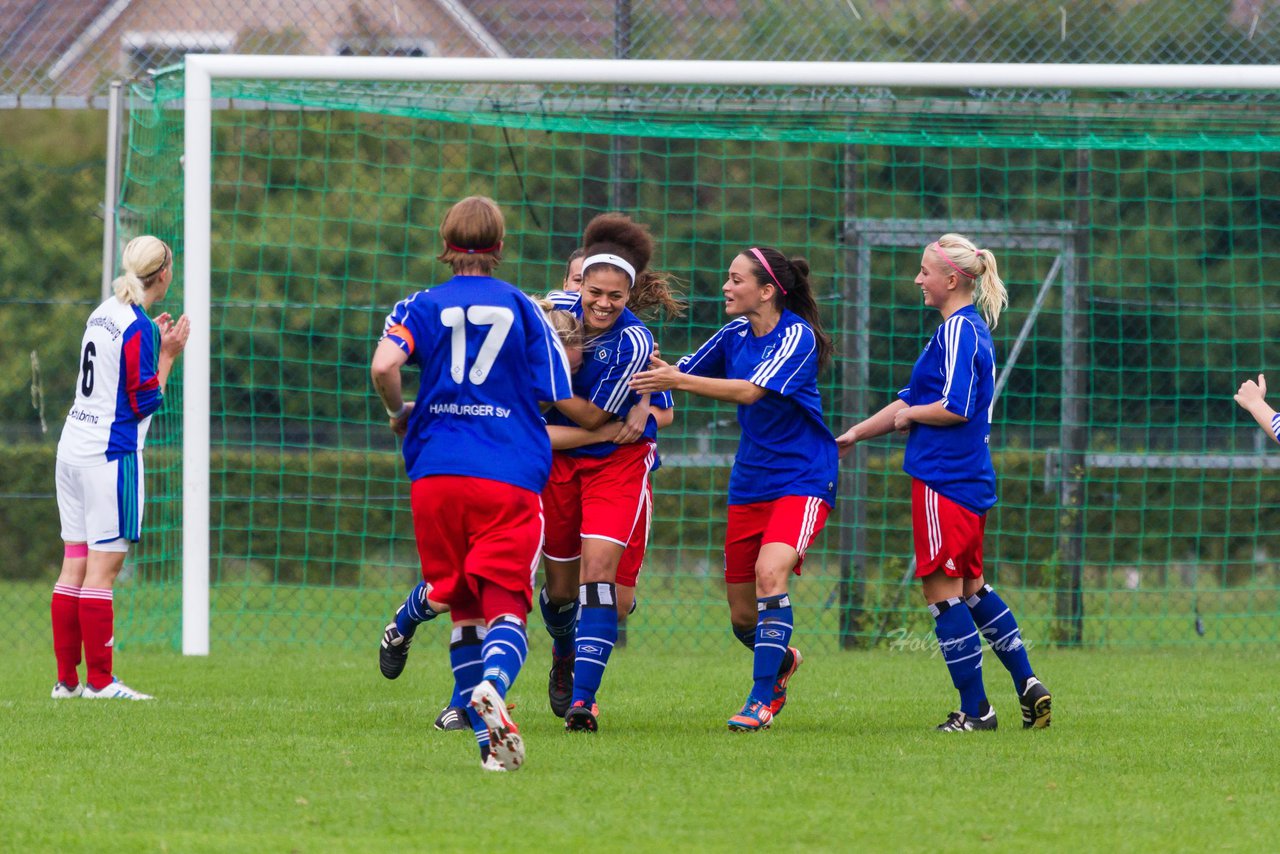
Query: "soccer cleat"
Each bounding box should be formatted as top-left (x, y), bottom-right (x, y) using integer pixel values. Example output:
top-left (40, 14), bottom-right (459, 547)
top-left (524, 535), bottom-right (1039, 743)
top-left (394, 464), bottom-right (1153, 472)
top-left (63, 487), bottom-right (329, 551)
top-left (936, 707), bottom-right (998, 732)
top-left (564, 700), bottom-right (599, 732)
top-left (727, 699), bottom-right (774, 732)
top-left (480, 753), bottom-right (507, 772)
top-left (470, 681), bottom-right (524, 771)
top-left (379, 622), bottom-right (412, 680)
top-left (768, 647), bottom-right (803, 717)
top-left (1020, 676), bottom-right (1052, 729)
top-left (434, 705), bottom-right (469, 731)
top-left (547, 652), bottom-right (574, 717)
top-left (82, 678), bottom-right (153, 701)
top-left (51, 681), bottom-right (83, 699)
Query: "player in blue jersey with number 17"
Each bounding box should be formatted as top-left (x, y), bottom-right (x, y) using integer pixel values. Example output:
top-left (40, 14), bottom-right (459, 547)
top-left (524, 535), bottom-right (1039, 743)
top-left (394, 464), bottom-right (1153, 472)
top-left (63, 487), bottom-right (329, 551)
top-left (371, 196), bottom-right (574, 771)
top-left (836, 233), bottom-right (1052, 732)
top-left (631, 246), bottom-right (837, 732)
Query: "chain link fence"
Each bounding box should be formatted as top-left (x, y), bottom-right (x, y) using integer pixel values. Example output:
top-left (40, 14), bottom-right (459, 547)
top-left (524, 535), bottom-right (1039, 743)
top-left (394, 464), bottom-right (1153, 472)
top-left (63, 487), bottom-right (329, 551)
top-left (2, 1), bottom-right (1278, 107)
top-left (5, 1), bottom-right (1280, 658)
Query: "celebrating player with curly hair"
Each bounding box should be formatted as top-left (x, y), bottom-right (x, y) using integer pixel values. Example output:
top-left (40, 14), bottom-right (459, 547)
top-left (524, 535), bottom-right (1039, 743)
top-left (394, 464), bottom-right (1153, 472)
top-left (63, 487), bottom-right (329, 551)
top-left (540, 213), bottom-right (683, 732)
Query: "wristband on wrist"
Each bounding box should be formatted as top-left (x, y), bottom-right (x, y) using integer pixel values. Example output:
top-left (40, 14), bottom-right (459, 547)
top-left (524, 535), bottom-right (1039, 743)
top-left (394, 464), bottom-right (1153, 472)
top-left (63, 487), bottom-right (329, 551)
top-left (386, 403), bottom-right (408, 419)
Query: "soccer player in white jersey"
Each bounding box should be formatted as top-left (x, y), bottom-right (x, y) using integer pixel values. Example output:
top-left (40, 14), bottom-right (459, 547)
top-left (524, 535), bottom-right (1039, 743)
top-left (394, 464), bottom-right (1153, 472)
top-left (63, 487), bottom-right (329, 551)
top-left (51, 235), bottom-right (190, 700)
top-left (836, 234), bottom-right (1052, 731)
top-left (372, 196), bottom-right (573, 771)
top-left (631, 246), bottom-right (837, 732)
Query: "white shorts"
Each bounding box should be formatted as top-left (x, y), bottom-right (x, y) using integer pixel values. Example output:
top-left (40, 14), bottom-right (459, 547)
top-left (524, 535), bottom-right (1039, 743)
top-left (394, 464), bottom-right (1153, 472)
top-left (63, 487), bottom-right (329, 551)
top-left (56, 455), bottom-right (144, 553)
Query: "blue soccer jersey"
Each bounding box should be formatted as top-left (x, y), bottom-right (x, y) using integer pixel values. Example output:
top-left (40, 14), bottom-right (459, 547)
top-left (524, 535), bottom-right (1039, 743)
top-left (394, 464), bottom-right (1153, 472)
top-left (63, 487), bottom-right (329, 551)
top-left (678, 310), bottom-right (837, 506)
top-left (543, 291), bottom-right (673, 458)
top-left (898, 304), bottom-right (997, 514)
top-left (57, 297), bottom-right (165, 466)
top-left (382, 275), bottom-right (574, 493)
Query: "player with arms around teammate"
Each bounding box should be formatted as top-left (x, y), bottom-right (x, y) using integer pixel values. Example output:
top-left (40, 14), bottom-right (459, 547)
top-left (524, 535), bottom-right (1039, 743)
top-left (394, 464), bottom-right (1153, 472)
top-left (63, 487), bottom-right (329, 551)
top-left (371, 196), bottom-right (573, 771)
top-left (836, 234), bottom-right (1052, 732)
top-left (541, 214), bottom-right (683, 732)
top-left (631, 246), bottom-right (836, 732)
top-left (52, 235), bottom-right (190, 700)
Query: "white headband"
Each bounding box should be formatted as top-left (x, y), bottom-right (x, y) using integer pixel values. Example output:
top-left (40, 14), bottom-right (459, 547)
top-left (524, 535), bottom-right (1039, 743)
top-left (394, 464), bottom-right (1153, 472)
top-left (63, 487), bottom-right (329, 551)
top-left (581, 253), bottom-right (636, 285)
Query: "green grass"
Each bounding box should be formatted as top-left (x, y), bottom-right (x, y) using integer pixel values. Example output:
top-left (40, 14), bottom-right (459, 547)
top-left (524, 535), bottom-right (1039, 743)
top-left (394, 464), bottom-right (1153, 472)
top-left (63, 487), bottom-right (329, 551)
top-left (3, 641), bottom-right (1278, 851)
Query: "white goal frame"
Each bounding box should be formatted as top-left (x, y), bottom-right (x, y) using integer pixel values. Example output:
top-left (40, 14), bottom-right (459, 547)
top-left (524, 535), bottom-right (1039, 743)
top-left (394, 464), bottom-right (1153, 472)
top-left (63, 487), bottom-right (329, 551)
top-left (180, 54), bottom-right (1280, 654)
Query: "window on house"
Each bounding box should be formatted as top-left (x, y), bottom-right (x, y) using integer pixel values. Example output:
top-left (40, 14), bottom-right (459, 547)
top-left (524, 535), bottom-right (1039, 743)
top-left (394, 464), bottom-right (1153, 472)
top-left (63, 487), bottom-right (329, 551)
top-left (331, 37), bottom-right (437, 58)
top-left (123, 31), bottom-right (235, 75)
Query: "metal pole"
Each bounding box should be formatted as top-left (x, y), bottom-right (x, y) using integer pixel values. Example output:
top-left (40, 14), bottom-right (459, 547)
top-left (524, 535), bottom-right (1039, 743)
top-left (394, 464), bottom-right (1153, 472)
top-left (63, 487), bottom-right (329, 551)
top-left (837, 169), bottom-right (870, 648)
top-left (1055, 150), bottom-right (1089, 646)
top-left (100, 80), bottom-right (124, 301)
top-left (610, 0), bottom-right (634, 213)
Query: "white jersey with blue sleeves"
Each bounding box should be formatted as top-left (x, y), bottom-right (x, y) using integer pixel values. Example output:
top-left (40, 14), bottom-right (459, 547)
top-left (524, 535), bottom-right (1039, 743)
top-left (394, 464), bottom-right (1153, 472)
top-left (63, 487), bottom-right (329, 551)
top-left (57, 297), bottom-right (164, 466)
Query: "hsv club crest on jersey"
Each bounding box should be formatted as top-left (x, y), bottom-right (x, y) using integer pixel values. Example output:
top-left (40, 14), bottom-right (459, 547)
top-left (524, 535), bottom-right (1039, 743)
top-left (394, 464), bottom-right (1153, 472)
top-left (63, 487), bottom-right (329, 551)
top-left (678, 309), bottom-right (837, 507)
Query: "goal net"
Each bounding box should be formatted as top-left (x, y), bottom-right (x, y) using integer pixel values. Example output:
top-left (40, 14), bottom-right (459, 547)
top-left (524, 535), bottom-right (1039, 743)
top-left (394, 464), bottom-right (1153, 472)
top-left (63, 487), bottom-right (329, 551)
top-left (117, 57), bottom-right (1280, 653)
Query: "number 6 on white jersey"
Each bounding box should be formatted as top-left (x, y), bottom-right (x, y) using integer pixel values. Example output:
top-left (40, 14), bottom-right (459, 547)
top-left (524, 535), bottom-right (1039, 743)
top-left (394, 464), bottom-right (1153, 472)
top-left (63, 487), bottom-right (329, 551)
top-left (439, 305), bottom-right (514, 385)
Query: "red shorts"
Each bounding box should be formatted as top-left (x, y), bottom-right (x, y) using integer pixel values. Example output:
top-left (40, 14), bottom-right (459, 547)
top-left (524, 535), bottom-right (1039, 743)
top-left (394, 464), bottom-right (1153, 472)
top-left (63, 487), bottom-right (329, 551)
top-left (912, 479), bottom-right (986, 579)
top-left (410, 475), bottom-right (541, 620)
top-left (724, 496), bottom-right (831, 585)
top-left (542, 441), bottom-right (655, 561)
top-left (615, 480), bottom-right (652, 588)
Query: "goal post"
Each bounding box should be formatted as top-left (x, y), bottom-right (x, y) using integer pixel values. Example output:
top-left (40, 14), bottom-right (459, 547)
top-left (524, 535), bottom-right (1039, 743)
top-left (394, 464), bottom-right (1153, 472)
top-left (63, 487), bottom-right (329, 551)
top-left (172, 55), bottom-right (1280, 655)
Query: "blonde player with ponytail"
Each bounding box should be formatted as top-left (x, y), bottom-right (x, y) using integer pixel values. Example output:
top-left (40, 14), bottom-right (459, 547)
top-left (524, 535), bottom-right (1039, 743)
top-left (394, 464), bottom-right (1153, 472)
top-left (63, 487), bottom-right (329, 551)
top-left (837, 234), bottom-right (1052, 732)
top-left (51, 236), bottom-right (190, 700)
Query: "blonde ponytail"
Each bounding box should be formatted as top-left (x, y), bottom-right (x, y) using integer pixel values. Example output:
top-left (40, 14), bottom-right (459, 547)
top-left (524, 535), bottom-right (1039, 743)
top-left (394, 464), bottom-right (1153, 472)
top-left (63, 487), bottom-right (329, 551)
top-left (113, 235), bottom-right (171, 305)
top-left (933, 233), bottom-right (1008, 329)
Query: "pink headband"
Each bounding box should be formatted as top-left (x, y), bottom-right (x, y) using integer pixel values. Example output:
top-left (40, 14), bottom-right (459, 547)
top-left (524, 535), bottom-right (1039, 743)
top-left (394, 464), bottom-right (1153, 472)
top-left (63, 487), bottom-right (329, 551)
top-left (930, 242), bottom-right (978, 280)
top-left (748, 247), bottom-right (787, 295)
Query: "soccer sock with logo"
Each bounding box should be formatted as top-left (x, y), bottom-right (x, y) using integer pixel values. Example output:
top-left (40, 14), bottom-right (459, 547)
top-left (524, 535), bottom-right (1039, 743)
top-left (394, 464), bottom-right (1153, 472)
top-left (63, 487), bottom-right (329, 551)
top-left (449, 624), bottom-right (487, 709)
top-left (966, 584), bottom-right (1035, 693)
top-left (79, 587), bottom-right (115, 690)
top-left (572, 582), bottom-right (617, 706)
top-left (931, 597), bottom-right (987, 717)
top-left (539, 585), bottom-right (579, 659)
top-left (734, 623), bottom-right (795, 675)
top-left (481, 615), bottom-right (528, 699)
top-left (750, 594), bottom-right (793, 705)
top-left (393, 581), bottom-right (439, 639)
top-left (51, 583), bottom-right (82, 687)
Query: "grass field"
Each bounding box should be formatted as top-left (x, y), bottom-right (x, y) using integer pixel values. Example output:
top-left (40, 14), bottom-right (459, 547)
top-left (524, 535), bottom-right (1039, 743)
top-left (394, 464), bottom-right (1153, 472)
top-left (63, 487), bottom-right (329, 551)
top-left (4, 638), bottom-right (1279, 852)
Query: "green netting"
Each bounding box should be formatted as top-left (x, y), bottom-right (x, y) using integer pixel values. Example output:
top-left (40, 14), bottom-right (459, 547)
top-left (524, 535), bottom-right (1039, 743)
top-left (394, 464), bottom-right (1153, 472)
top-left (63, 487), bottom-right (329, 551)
top-left (117, 68), bottom-right (1280, 652)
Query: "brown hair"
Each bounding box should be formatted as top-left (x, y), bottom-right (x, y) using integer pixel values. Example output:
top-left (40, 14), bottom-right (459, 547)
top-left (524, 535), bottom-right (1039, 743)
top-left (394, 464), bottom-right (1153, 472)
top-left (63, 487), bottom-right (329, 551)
top-left (563, 248), bottom-right (586, 286)
top-left (581, 213), bottom-right (684, 319)
top-left (437, 196), bottom-right (504, 274)
top-left (743, 246), bottom-right (834, 371)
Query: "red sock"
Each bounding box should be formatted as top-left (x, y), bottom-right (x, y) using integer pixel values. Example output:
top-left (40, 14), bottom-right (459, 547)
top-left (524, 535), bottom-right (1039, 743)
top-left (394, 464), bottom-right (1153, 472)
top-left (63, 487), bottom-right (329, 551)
top-left (51, 584), bottom-right (82, 686)
top-left (79, 587), bottom-right (115, 690)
